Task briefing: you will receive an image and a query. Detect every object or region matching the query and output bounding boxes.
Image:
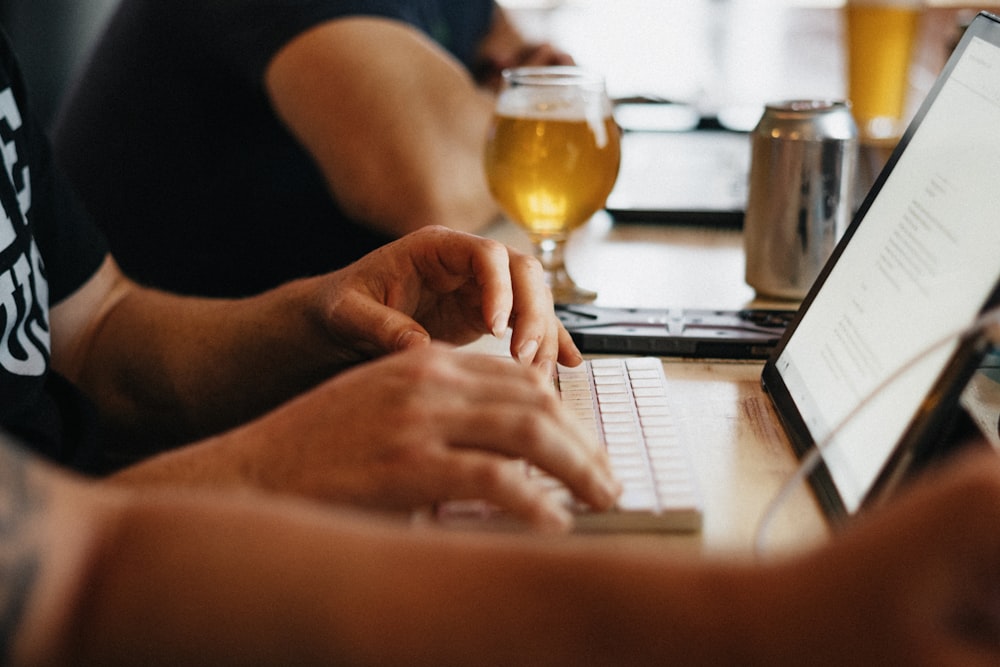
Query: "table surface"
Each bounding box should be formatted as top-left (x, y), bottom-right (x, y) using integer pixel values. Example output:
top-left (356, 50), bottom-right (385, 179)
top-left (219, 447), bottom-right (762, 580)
top-left (481, 214), bottom-right (829, 558)
top-left (472, 1), bottom-right (997, 557)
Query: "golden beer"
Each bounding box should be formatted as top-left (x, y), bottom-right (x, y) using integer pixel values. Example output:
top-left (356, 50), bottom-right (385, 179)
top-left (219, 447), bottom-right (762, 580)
top-left (485, 66), bottom-right (617, 303)
top-left (845, 2), bottom-right (921, 143)
top-left (485, 114), bottom-right (621, 240)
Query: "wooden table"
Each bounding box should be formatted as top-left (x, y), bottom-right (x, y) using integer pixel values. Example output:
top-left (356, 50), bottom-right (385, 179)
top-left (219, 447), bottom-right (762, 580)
top-left (476, 0), bottom-right (1000, 557)
top-left (481, 214), bottom-right (829, 559)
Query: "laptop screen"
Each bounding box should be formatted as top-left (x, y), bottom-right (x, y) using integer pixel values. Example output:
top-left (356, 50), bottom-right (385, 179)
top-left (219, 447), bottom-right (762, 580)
top-left (604, 129), bottom-right (749, 227)
top-left (762, 13), bottom-right (1000, 517)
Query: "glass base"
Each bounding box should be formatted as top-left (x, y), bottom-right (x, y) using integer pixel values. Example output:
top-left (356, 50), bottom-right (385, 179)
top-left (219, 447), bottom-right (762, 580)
top-left (550, 281), bottom-right (598, 305)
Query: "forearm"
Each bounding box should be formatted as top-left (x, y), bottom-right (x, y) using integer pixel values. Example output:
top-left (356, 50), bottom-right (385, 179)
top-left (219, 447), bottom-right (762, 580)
top-left (56, 489), bottom-right (802, 666)
top-left (265, 17), bottom-right (500, 238)
top-left (3, 448), bottom-right (121, 667)
top-left (57, 227), bottom-right (561, 455)
top-left (74, 277), bottom-right (350, 447)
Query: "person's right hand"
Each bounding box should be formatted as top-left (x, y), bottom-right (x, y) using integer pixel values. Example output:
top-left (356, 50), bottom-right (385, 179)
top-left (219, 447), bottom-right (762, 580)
top-left (112, 345), bottom-right (620, 532)
top-left (305, 225), bottom-right (580, 370)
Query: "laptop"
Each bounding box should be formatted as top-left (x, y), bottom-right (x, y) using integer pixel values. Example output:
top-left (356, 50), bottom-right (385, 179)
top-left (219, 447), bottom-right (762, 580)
top-left (604, 128), bottom-right (750, 227)
top-left (760, 11), bottom-right (1000, 521)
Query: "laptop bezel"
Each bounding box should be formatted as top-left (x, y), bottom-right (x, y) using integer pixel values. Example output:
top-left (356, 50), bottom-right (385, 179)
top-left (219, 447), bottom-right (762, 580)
top-left (760, 11), bottom-right (1000, 522)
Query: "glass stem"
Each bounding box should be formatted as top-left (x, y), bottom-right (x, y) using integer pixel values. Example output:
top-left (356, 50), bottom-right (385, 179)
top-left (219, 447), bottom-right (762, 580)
top-left (535, 237), bottom-right (570, 288)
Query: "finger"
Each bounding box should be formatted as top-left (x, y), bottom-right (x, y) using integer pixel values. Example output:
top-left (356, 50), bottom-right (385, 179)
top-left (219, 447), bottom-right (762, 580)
top-left (398, 350), bottom-right (616, 507)
top-left (534, 310), bottom-right (583, 370)
top-left (469, 240), bottom-right (515, 339)
top-left (556, 324), bottom-right (584, 367)
top-left (436, 361), bottom-right (619, 510)
top-left (505, 251), bottom-right (573, 367)
top-left (455, 354), bottom-right (599, 457)
top-left (453, 403), bottom-right (618, 512)
top-left (435, 455), bottom-right (574, 532)
top-left (329, 290), bottom-right (433, 355)
top-left (413, 227), bottom-right (514, 339)
top-left (519, 43), bottom-right (574, 68)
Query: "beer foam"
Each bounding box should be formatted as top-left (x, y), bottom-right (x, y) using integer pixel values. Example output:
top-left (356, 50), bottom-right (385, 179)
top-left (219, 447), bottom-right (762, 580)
top-left (494, 92), bottom-right (613, 148)
top-left (496, 88), bottom-right (610, 119)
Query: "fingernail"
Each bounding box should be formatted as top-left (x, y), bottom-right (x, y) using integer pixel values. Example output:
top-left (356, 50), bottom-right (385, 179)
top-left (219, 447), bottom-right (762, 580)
top-left (539, 504), bottom-right (573, 533)
top-left (517, 339), bottom-right (539, 363)
top-left (609, 478), bottom-right (622, 503)
top-left (600, 473), bottom-right (622, 506)
top-left (492, 312), bottom-right (510, 338)
top-left (398, 330), bottom-right (429, 350)
top-left (609, 474), bottom-right (622, 497)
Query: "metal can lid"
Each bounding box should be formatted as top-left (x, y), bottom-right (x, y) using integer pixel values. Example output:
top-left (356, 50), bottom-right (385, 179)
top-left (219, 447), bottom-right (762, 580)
top-left (763, 99), bottom-right (850, 114)
top-left (755, 99), bottom-right (857, 141)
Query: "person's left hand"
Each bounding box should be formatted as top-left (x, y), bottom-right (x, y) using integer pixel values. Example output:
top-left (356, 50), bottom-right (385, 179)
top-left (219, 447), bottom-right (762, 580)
top-left (307, 225), bottom-right (581, 369)
top-left (472, 5), bottom-right (574, 92)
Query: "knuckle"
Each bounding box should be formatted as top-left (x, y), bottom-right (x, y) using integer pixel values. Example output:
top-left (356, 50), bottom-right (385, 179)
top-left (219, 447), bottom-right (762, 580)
top-left (537, 389), bottom-right (562, 414)
top-left (416, 224), bottom-right (449, 239)
top-left (395, 442), bottom-right (439, 470)
top-left (399, 348), bottom-right (452, 384)
top-left (468, 459), bottom-right (513, 494)
top-left (512, 412), bottom-right (551, 453)
top-left (510, 251), bottom-right (544, 277)
top-left (480, 236), bottom-right (507, 256)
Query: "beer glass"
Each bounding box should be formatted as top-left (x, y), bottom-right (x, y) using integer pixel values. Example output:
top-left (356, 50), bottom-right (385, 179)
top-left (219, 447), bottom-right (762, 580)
top-left (844, 0), bottom-right (923, 144)
top-left (484, 67), bottom-right (620, 304)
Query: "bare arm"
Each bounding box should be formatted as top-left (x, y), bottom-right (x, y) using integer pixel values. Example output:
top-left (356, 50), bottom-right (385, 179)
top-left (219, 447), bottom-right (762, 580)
top-left (0, 437), bottom-right (115, 666)
top-left (49, 227), bottom-right (578, 446)
top-left (45, 228), bottom-right (606, 525)
top-left (12, 442), bottom-right (1000, 665)
top-left (0, 425), bottom-right (748, 666)
top-left (108, 344), bottom-right (615, 530)
top-left (265, 17), bottom-right (499, 238)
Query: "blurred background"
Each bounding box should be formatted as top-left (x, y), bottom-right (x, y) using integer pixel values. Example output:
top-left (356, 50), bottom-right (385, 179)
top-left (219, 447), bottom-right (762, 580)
top-left (0, 0), bottom-right (119, 129)
top-left (0, 0), bottom-right (989, 132)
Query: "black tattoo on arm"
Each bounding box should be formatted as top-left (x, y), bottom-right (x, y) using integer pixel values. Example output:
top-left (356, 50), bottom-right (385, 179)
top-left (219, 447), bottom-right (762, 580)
top-left (0, 437), bottom-right (43, 665)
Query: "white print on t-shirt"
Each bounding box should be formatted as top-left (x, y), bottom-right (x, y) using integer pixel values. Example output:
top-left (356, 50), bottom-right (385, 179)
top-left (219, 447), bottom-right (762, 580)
top-left (0, 86), bottom-right (49, 377)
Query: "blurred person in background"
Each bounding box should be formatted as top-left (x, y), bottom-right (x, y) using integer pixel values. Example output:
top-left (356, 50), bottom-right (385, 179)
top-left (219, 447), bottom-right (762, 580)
top-left (53, 0), bottom-right (572, 298)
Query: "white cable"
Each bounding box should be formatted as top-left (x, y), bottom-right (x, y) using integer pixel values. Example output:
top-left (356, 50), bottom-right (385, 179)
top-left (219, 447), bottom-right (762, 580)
top-left (753, 304), bottom-right (1000, 558)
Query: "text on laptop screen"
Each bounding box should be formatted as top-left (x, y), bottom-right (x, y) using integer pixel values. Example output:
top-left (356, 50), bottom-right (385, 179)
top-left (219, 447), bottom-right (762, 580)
top-left (775, 34), bottom-right (1000, 513)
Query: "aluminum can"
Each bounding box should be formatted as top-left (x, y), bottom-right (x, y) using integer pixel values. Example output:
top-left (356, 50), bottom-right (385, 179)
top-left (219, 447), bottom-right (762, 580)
top-left (743, 100), bottom-right (858, 300)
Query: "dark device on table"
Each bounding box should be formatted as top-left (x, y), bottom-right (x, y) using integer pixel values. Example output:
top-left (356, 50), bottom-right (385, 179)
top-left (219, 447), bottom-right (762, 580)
top-left (555, 304), bottom-right (794, 359)
top-left (759, 12), bottom-right (1000, 522)
top-left (603, 129), bottom-right (750, 228)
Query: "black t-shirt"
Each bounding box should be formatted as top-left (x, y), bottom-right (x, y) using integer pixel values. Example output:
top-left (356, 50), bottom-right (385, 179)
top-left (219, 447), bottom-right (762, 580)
top-left (0, 29), bottom-right (110, 472)
top-left (54, 0), bottom-right (494, 298)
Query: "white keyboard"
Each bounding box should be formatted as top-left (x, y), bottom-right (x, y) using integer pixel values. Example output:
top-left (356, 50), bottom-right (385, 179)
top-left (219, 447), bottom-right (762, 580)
top-left (438, 357), bottom-right (703, 532)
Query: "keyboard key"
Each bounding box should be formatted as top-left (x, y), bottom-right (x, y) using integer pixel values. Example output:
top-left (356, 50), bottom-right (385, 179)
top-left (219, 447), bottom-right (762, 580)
top-left (556, 358), bottom-right (703, 532)
top-left (436, 357), bottom-right (703, 533)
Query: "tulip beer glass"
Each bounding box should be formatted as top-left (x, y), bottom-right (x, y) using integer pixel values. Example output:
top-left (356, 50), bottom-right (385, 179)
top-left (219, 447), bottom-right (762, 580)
top-left (484, 67), bottom-right (621, 304)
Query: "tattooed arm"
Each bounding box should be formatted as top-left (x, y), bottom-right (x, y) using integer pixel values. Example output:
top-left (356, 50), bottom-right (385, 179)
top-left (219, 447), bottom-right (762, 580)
top-left (4, 428), bottom-right (1000, 665)
top-left (0, 444), bottom-right (41, 660)
top-left (0, 436), bottom-right (113, 665)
